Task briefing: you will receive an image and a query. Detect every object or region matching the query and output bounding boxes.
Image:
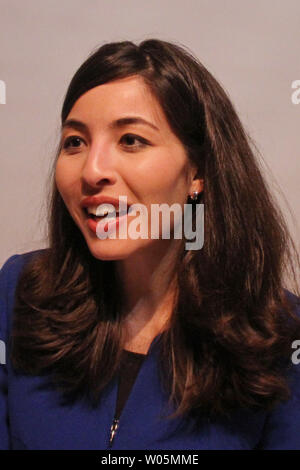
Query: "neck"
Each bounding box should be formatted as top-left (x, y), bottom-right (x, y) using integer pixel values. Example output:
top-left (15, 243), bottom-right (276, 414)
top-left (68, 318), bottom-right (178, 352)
top-left (115, 239), bottom-right (181, 353)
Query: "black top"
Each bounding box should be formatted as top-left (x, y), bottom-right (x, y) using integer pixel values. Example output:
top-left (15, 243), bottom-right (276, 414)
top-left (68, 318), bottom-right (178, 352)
top-left (115, 349), bottom-right (147, 420)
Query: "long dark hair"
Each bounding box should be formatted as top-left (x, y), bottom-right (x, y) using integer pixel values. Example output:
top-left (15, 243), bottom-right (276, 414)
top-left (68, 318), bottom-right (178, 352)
top-left (11, 39), bottom-right (300, 419)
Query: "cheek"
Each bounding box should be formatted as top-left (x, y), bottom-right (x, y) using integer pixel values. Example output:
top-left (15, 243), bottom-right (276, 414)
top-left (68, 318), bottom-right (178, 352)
top-left (133, 152), bottom-right (190, 203)
top-left (55, 158), bottom-right (79, 203)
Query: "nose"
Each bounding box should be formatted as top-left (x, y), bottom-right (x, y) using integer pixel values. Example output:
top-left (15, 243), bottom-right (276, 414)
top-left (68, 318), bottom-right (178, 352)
top-left (81, 140), bottom-right (118, 190)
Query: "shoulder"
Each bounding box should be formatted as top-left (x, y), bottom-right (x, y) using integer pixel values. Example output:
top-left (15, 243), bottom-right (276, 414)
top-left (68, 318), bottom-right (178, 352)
top-left (0, 248), bottom-right (46, 296)
top-left (283, 287), bottom-right (300, 311)
top-left (258, 288), bottom-right (300, 449)
top-left (0, 249), bottom-right (47, 340)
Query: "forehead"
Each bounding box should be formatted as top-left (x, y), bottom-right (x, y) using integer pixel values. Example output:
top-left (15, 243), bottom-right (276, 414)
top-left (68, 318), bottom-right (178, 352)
top-left (67, 75), bottom-right (167, 129)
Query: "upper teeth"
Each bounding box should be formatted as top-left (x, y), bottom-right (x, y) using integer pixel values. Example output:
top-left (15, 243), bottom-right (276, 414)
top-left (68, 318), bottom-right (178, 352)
top-left (87, 204), bottom-right (119, 217)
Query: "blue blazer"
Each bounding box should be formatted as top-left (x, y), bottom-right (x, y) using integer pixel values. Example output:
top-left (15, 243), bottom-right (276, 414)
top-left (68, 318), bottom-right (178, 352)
top-left (1, 250), bottom-right (300, 450)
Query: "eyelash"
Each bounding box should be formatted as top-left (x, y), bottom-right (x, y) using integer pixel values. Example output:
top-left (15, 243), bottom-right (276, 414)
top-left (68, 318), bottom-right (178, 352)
top-left (61, 134), bottom-right (150, 152)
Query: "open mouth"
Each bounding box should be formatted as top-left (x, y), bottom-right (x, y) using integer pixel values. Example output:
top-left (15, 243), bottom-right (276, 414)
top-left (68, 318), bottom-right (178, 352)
top-left (83, 207), bottom-right (130, 221)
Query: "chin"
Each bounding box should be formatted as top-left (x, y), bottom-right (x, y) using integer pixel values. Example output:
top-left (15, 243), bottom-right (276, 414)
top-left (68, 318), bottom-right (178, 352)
top-left (84, 239), bottom-right (136, 261)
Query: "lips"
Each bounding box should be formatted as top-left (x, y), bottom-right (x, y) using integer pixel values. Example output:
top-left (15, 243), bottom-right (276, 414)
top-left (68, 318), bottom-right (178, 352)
top-left (81, 195), bottom-right (133, 218)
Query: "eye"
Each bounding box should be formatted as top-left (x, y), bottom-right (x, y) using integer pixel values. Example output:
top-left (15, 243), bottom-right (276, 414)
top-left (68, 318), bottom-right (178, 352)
top-left (61, 135), bottom-right (85, 151)
top-left (119, 133), bottom-right (149, 151)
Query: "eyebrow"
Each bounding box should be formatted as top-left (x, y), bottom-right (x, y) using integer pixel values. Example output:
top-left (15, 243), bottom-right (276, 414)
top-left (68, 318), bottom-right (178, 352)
top-left (61, 116), bottom-right (159, 133)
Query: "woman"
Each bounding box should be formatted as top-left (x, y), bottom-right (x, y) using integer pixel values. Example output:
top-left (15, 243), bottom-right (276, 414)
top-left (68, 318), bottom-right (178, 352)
top-left (1, 38), bottom-right (300, 450)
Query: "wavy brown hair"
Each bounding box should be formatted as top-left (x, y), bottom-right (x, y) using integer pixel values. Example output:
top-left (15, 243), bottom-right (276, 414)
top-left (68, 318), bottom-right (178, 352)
top-left (10, 39), bottom-right (300, 420)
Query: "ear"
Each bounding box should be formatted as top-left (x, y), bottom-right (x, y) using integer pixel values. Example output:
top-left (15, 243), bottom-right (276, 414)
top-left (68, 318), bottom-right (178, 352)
top-left (193, 177), bottom-right (204, 194)
top-left (188, 165), bottom-right (204, 195)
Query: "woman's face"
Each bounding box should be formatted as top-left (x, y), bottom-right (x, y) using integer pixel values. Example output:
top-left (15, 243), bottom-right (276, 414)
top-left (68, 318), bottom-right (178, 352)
top-left (55, 75), bottom-right (201, 260)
